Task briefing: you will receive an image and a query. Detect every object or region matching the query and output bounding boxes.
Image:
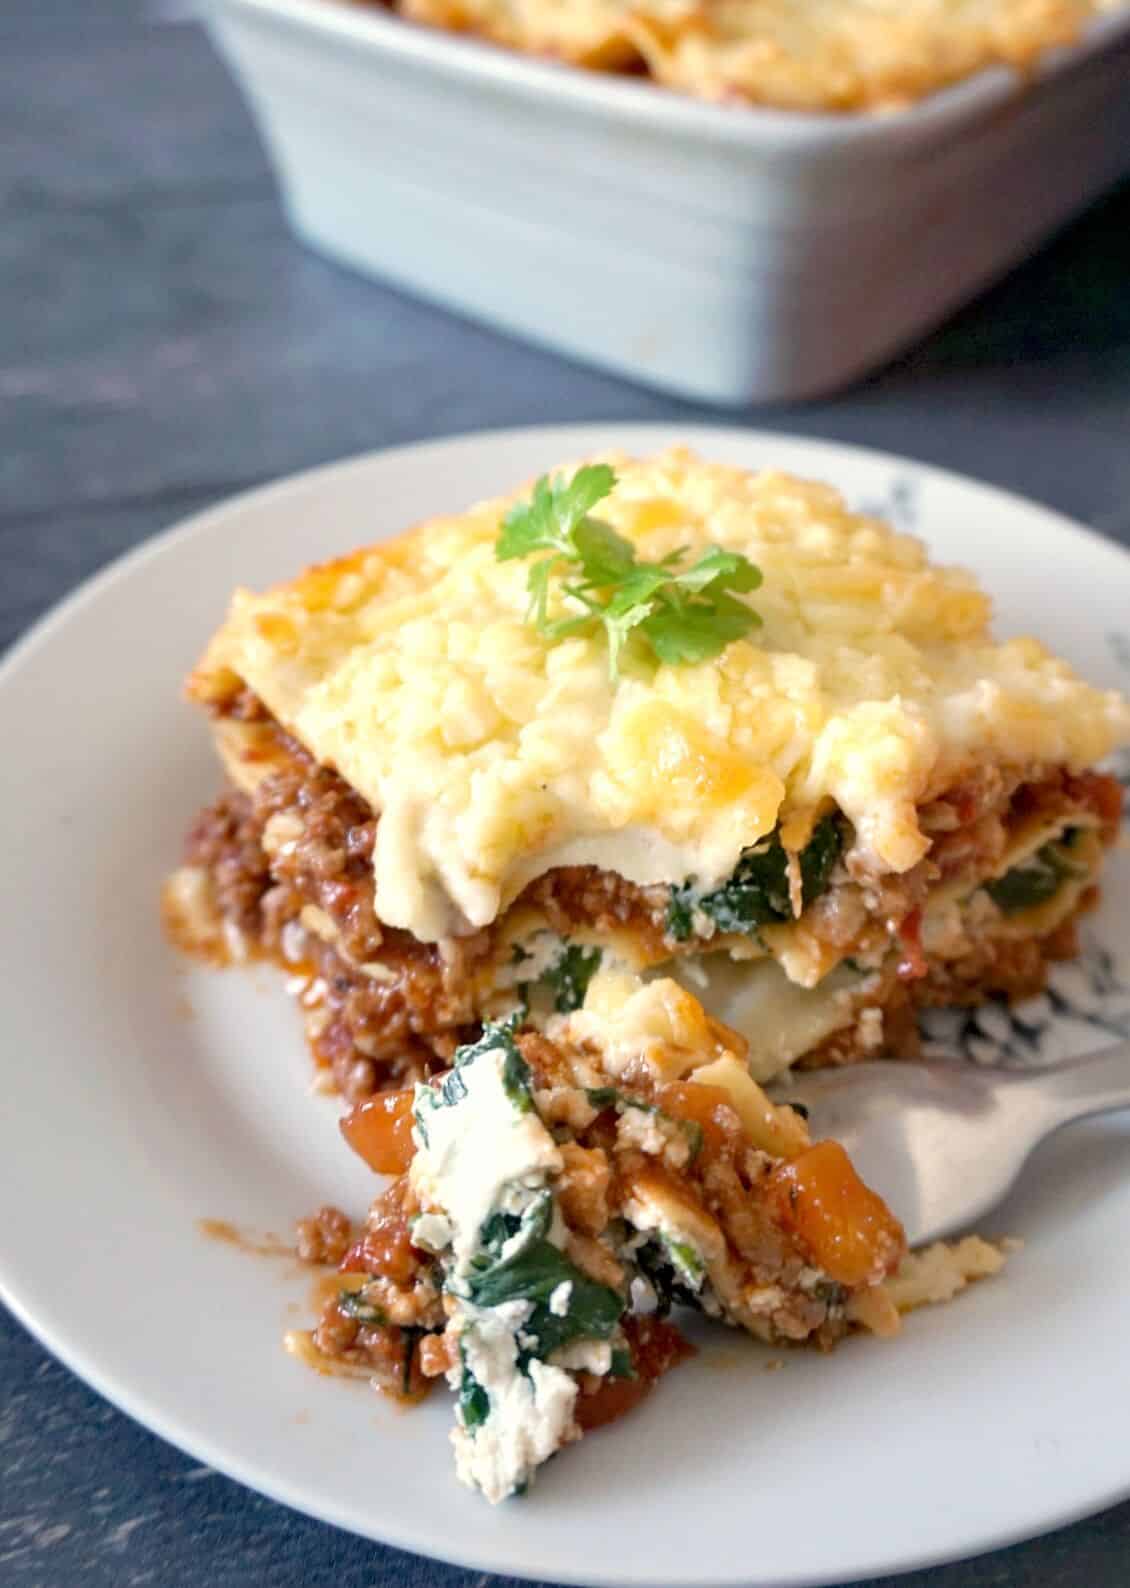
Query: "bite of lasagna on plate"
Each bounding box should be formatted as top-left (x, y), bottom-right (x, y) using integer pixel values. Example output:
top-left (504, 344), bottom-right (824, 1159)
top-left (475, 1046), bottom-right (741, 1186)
top-left (288, 980), bottom-right (1005, 1503)
top-left (166, 447), bottom-right (1130, 1101)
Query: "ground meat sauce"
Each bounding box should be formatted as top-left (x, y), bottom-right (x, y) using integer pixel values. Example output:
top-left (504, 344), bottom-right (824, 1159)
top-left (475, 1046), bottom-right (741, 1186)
top-left (521, 865), bottom-right (671, 961)
top-left (797, 894), bottom-right (1093, 1071)
top-left (255, 760), bottom-right (385, 964)
top-left (181, 691), bottom-right (1121, 1098)
top-left (518, 1032), bottom-right (893, 1348)
top-left (298, 1183), bottom-right (444, 1402)
top-left (294, 1204), bottom-right (355, 1266)
top-left (301, 1015), bottom-right (900, 1422)
top-left (184, 792), bottom-right (273, 939)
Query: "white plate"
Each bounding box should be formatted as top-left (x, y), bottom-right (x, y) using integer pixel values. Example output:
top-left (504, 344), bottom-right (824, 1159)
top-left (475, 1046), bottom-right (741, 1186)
top-left (3, 423), bottom-right (1130, 1588)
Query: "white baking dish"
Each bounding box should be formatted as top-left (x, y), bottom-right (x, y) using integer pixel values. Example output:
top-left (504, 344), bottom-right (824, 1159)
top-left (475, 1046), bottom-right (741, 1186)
top-left (205, 0), bottom-right (1130, 403)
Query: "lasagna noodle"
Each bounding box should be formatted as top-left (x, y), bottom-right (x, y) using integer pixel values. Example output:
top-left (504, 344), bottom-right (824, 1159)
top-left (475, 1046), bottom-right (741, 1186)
top-left (168, 693), bottom-right (1120, 1095)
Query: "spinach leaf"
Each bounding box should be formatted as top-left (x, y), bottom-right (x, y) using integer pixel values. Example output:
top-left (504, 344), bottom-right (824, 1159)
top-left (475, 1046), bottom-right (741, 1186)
top-left (437, 1067), bottom-right (469, 1109)
top-left (632, 1240), bottom-right (679, 1317)
top-left (416, 1018), bottom-right (530, 1142)
top-left (985, 834), bottom-right (1086, 915)
top-left (663, 1236), bottom-right (706, 1291)
top-left (609, 1346), bottom-right (635, 1380)
top-left (522, 1276), bottom-right (624, 1361)
top-left (666, 815), bottom-right (843, 941)
top-left (468, 1234), bottom-right (624, 1361)
top-left (545, 944), bottom-right (602, 1013)
top-left (633, 1237), bottom-right (706, 1316)
top-left (665, 889), bottom-right (696, 941)
top-left (474, 1189), bottom-right (553, 1271)
top-left (337, 1291), bottom-right (387, 1326)
top-left (400, 1326), bottom-right (426, 1396)
top-left (470, 1238), bottom-right (585, 1308)
top-left (798, 813), bottom-right (844, 904)
top-left (459, 1346), bottom-right (490, 1430)
top-left (476, 1209), bottom-right (522, 1256)
top-left (680, 1119), bottom-right (704, 1164)
top-left (500, 1046), bottom-right (534, 1113)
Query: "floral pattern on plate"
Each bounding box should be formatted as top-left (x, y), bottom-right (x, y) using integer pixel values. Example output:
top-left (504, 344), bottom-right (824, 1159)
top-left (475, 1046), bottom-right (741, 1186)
top-left (921, 631), bottom-right (1130, 1069)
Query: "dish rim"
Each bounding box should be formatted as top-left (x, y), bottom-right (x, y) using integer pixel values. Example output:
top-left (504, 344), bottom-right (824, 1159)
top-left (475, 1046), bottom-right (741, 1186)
top-left (209, 0), bottom-right (1130, 153)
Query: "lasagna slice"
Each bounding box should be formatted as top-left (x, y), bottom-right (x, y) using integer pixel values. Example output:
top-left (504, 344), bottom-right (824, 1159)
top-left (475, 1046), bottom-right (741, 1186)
top-left (166, 448), bottom-right (1130, 1099)
top-left (290, 980), bottom-right (925, 1502)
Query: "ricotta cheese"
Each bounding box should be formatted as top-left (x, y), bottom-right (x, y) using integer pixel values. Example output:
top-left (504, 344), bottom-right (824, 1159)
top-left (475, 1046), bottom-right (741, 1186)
top-left (549, 1281), bottom-right (573, 1317)
top-left (412, 1031), bottom-right (621, 1502)
top-left (450, 1309), bottom-right (579, 1506)
top-left (410, 1044), bottom-right (562, 1278)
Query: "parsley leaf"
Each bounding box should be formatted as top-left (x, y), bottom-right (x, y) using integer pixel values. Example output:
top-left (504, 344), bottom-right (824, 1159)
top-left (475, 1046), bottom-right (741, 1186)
top-left (497, 465), bottom-right (621, 558)
top-left (496, 467), bottom-right (762, 677)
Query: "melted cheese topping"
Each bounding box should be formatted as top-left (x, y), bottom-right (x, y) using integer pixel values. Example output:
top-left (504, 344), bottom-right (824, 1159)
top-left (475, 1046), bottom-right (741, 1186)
top-left (190, 448), bottom-right (1130, 943)
top-left (392, 0), bottom-right (1123, 112)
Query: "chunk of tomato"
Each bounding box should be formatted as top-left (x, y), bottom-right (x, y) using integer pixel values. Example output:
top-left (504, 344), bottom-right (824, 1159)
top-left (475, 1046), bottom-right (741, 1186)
top-left (340, 1088), bottom-right (416, 1175)
top-left (765, 1139), bottom-right (905, 1288)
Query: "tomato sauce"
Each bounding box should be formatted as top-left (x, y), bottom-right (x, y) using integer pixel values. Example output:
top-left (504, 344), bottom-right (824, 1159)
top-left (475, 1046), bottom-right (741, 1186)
top-left (575, 1316), bottom-right (695, 1432)
top-left (340, 1184), bottom-right (418, 1284)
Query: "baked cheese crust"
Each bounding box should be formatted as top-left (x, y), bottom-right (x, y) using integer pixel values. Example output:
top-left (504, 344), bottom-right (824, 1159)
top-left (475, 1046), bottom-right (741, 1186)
top-left (189, 448), bottom-right (1130, 944)
top-left (383, 0), bottom-right (1123, 112)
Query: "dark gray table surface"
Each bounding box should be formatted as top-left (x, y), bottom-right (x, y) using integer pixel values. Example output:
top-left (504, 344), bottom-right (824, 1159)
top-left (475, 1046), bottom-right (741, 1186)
top-left (3, 2), bottom-right (1130, 1583)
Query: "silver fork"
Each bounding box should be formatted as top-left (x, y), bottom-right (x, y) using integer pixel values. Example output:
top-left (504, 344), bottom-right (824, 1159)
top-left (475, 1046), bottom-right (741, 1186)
top-left (780, 1043), bottom-right (1130, 1247)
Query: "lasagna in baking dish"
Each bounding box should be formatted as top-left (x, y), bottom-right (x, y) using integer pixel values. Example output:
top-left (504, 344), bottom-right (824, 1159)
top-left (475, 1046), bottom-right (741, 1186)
top-left (289, 978), bottom-right (1004, 1502)
top-left (358, 0), bottom-right (1125, 112)
top-left (166, 448), bottom-right (1130, 1102)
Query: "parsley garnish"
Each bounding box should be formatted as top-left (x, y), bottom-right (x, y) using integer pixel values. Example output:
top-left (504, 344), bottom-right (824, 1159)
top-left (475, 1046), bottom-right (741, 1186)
top-left (496, 465), bottom-right (763, 677)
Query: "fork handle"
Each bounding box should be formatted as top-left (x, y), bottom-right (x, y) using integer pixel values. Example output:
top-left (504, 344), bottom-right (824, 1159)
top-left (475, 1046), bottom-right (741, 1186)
top-left (1023, 1039), bottom-right (1130, 1127)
